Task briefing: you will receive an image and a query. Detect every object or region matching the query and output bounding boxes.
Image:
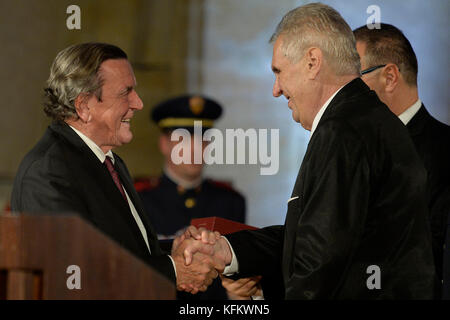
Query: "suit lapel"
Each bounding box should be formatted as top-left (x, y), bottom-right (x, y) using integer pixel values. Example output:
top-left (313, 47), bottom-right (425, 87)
top-left (114, 157), bottom-right (162, 255)
top-left (406, 104), bottom-right (428, 137)
top-left (49, 121), bottom-right (157, 258)
top-left (317, 78), bottom-right (371, 128)
top-left (50, 122), bottom-right (132, 213)
top-left (282, 79), bottom-right (371, 275)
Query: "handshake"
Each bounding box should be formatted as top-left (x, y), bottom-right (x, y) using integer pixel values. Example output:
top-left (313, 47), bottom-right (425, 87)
top-left (170, 226), bottom-right (233, 294)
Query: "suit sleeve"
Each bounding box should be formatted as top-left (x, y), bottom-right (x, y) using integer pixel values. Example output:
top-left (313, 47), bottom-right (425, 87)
top-left (285, 122), bottom-right (371, 299)
top-left (225, 225), bottom-right (284, 277)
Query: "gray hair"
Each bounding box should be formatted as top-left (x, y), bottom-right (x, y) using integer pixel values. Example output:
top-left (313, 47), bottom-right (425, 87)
top-left (270, 3), bottom-right (360, 76)
top-left (44, 43), bottom-right (128, 121)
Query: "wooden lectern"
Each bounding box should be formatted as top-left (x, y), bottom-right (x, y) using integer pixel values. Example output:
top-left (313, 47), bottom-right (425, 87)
top-left (0, 212), bottom-right (175, 300)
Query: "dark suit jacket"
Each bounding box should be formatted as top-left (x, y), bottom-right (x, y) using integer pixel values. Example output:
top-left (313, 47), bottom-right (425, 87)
top-left (408, 106), bottom-right (450, 298)
top-left (11, 121), bottom-right (175, 283)
top-left (226, 78), bottom-right (435, 299)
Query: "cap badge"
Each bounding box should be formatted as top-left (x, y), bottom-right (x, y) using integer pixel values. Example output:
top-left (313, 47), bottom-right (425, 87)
top-left (189, 96), bottom-right (205, 115)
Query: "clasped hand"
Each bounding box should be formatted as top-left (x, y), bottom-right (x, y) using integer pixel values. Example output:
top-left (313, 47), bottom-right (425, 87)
top-left (171, 226), bottom-right (231, 294)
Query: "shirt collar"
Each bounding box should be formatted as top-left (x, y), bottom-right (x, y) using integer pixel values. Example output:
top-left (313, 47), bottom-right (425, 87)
top-left (69, 125), bottom-right (114, 164)
top-left (310, 85), bottom-right (344, 137)
top-left (398, 99), bottom-right (422, 125)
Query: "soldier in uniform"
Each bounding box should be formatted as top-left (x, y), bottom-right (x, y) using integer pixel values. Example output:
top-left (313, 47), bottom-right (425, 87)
top-left (136, 94), bottom-right (246, 299)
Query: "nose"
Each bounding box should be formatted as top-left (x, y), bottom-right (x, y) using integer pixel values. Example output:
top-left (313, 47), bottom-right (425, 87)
top-left (130, 90), bottom-right (144, 110)
top-left (272, 77), bottom-right (282, 98)
top-left (190, 133), bottom-right (205, 164)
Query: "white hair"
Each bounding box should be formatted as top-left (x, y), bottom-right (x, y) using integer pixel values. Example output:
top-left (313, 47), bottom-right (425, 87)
top-left (270, 3), bottom-right (361, 76)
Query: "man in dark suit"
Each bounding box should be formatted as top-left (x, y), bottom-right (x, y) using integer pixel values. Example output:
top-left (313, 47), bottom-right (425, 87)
top-left (353, 24), bottom-right (450, 298)
top-left (183, 3), bottom-right (435, 299)
top-left (11, 42), bottom-right (221, 294)
top-left (136, 95), bottom-right (246, 299)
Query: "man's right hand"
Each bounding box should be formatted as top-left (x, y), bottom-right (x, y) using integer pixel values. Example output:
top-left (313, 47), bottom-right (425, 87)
top-left (172, 226), bottom-right (233, 293)
top-left (171, 226), bottom-right (230, 294)
top-left (171, 237), bottom-right (215, 293)
top-left (182, 226), bottom-right (233, 268)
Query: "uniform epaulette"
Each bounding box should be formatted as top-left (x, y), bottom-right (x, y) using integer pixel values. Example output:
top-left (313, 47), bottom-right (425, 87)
top-left (134, 176), bottom-right (160, 192)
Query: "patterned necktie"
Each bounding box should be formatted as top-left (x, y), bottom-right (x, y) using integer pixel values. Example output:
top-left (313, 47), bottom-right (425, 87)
top-left (104, 157), bottom-right (127, 201)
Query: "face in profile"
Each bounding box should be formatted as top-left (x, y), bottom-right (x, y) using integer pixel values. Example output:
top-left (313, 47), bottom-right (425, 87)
top-left (86, 59), bottom-right (144, 151)
top-left (271, 36), bottom-right (318, 130)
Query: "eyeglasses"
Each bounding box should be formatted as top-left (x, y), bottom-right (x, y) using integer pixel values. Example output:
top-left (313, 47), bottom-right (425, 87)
top-left (361, 64), bottom-right (386, 75)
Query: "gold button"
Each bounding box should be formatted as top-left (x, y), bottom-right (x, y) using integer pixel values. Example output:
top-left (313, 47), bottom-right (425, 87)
top-left (185, 198), bottom-right (196, 208)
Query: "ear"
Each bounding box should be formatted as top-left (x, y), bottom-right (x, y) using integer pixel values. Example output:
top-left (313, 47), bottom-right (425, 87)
top-left (381, 63), bottom-right (400, 93)
top-left (304, 47), bottom-right (322, 79)
top-left (74, 93), bottom-right (92, 123)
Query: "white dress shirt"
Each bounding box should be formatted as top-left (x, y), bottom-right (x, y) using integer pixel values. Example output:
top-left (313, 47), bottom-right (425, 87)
top-left (398, 99), bottom-right (422, 125)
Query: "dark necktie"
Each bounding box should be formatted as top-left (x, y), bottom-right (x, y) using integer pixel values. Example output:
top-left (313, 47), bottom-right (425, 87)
top-left (104, 157), bottom-right (127, 201)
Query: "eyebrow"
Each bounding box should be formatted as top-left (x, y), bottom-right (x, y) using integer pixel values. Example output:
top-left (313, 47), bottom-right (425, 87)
top-left (119, 85), bottom-right (135, 96)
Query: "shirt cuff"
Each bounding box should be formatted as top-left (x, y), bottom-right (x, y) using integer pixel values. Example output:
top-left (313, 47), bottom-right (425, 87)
top-left (168, 255), bottom-right (177, 279)
top-left (251, 290), bottom-right (265, 300)
top-left (222, 236), bottom-right (239, 276)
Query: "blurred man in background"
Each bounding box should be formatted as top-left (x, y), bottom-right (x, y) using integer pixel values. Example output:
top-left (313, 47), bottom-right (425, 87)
top-left (137, 94), bottom-right (246, 239)
top-left (136, 94), bottom-right (246, 299)
top-left (354, 24), bottom-right (450, 298)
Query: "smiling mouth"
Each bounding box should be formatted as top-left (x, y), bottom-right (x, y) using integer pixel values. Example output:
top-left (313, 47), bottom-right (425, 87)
top-left (121, 119), bottom-right (131, 123)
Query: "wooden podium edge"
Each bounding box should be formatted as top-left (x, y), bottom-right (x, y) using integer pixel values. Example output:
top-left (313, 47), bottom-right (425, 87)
top-left (0, 212), bottom-right (176, 300)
